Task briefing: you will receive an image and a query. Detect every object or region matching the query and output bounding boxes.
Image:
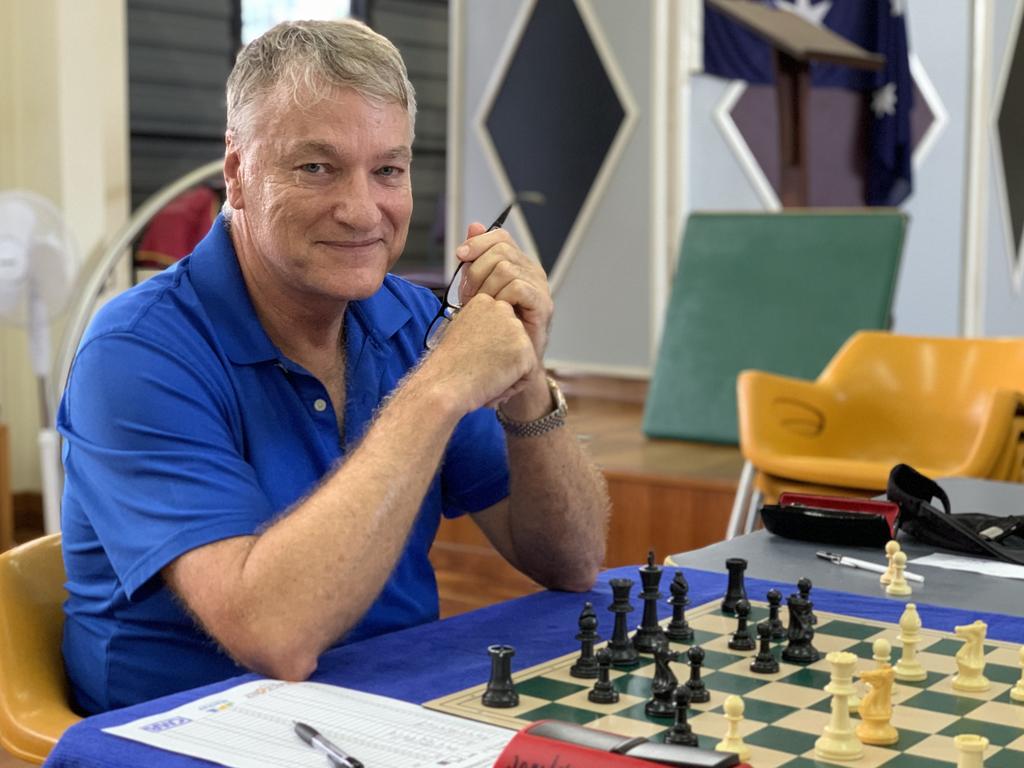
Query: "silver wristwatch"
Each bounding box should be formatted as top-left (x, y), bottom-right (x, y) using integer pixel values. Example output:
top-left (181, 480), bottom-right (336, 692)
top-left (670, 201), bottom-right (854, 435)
top-left (496, 376), bottom-right (568, 438)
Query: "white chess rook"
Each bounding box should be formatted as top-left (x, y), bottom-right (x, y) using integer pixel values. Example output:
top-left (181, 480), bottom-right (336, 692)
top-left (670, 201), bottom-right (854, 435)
top-left (954, 734), bottom-right (989, 768)
top-left (814, 651), bottom-right (864, 761)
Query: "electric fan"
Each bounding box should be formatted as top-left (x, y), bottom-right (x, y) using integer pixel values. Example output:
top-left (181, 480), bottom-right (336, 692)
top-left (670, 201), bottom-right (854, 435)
top-left (0, 190), bottom-right (81, 534)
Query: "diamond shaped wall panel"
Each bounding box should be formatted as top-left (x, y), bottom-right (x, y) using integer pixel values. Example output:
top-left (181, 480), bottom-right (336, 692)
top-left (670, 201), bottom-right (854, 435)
top-left (997, 27), bottom-right (1024, 262)
top-left (484, 0), bottom-right (624, 274)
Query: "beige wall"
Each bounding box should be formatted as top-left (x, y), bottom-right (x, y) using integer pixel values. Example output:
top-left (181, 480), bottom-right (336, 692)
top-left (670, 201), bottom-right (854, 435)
top-left (0, 0), bottom-right (129, 492)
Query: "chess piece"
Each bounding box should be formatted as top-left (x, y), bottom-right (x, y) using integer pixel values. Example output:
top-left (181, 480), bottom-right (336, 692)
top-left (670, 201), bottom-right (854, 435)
top-left (685, 645), bottom-right (710, 703)
top-left (1011, 646), bottom-right (1024, 702)
top-left (715, 695), bottom-right (752, 761)
top-left (750, 621), bottom-right (779, 674)
top-left (766, 588), bottom-right (786, 640)
top-left (885, 550), bottom-right (912, 596)
top-left (953, 734), bottom-right (989, 768)
top-left (797, 577), bottom-right (817, 624)
top-left (482, 644), bottom-right (519, 708)
top-left (894, 603), bottom-right (927, 682)
top-left (607, 578), bottom-right (640, 668)
top-left (570, 602), bottom-right (601, 679)
top-left (721, 558), bottom-right (748, 614)
top-left (782, 595), bottom-right (819, 664)
top-left (856, 666), bottom-right (899, 745)
top-left (664, 684), bottom-right (698, 746)
top-left (728, 599), bottom-right (756, 651)
top-left (880, 540), bottom-right (901, 585)
top-left (952, 620), bottom-right (990, 692)
top-left (633, 551), bottom-right (669, 654)
top-left (645, 646), bottom-right (680, 718)
top-left (588, 649), bottom-right (619, 704)
top-left (665, 570), bottom-right (694, 643)
top-left (814, 651), bottom-right (864, 761)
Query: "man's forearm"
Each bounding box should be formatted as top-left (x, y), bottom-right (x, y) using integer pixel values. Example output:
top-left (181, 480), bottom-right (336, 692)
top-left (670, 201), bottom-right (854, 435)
top-left (502, 378), bottom-right (610, 591)
top-left (167, 365), bottom-right (465, 679)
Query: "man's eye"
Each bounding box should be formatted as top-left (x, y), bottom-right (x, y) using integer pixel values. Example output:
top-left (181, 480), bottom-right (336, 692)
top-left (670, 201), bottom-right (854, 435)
top-left (300, 163), bottom-right (327, 174)
top-left (377, 166), bottom-right (404, 178)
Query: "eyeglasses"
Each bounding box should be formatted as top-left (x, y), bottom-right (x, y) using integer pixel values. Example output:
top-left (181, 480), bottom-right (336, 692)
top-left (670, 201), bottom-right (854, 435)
top-left (422, 192), bottom-right (544, 350)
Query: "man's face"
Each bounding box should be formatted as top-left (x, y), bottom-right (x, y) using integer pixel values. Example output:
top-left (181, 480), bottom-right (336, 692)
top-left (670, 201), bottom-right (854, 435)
top-left (224, 84), bottom-right (413, 306)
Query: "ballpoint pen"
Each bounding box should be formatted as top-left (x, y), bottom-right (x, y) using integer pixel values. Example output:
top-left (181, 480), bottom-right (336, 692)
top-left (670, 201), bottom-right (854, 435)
top-left (294, 721), bottom-right (364, 768)
top-left (816, 551), bottom-right (925, 583)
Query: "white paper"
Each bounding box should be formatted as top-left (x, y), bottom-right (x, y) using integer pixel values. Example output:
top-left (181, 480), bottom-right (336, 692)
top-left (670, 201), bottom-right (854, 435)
top-left (104, 679), bottom-right (513, 768)
top-left (908, 552), bottom-right (1024, 581)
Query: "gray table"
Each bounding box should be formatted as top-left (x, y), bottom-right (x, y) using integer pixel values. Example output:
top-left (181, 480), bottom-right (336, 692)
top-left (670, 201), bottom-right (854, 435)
top-left (668, 477), bottom-right (1024, 616)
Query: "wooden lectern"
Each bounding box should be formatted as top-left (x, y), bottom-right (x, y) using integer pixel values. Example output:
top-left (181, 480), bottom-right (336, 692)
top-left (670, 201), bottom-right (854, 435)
top-left (0, 423), bottom-right (12, 551)
top-left (707, 0), bottom-right (885, 207)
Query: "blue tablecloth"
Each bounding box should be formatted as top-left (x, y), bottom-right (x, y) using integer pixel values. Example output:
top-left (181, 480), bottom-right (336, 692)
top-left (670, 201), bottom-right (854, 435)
top-left (44, 565), bottom-right (1024, 768)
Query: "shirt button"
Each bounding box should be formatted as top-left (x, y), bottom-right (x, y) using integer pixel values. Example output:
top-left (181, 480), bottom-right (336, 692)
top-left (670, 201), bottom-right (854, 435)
top-left (313, 398), bottom-right (328, 412)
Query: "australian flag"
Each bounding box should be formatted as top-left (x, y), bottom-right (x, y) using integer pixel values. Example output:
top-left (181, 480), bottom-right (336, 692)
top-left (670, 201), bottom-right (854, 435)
top-left (704, 0), bottom-right (913, 206)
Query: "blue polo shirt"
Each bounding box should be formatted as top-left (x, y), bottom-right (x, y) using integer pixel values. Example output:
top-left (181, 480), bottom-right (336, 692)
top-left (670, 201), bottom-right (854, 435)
top-left (58, 217), bottom-right (510, 714)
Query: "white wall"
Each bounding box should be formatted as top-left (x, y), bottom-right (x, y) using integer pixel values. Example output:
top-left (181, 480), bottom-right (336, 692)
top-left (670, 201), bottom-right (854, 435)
top-left (0, 0), bottom-right (130, 492)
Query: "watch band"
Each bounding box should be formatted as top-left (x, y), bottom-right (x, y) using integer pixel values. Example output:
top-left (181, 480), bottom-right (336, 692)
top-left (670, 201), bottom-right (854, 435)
top-left (496, 376), bottom-right (568, 438)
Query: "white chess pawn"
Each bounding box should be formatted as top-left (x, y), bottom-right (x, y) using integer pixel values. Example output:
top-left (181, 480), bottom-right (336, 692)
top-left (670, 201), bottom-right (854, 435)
top-left (894, 603), bottom-right (927, 682)
top-left (880, 540), bottom-right (901, 585)
top-left (1012, 646), bottom-right (1024, 703)
top-left (954, 734), bottom-right (989, 768)
top-left (815, 651), bottom-right (864, 761)
top-left (715, 695), bottom-right (751, 761)
top-left (885, 550), bottom-right (912, 596)
top-left (873, 638), bottom-right (898, 699)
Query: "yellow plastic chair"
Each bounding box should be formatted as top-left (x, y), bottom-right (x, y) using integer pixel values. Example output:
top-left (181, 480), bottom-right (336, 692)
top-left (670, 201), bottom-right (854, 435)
top-left (0, 533), bottom-right (81, 763)
top-left (734, 332), bottom-right (1024, 521)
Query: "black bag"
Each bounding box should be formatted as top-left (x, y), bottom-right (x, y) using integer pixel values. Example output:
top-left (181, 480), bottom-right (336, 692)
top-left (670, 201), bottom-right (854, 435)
top-left (886, 464), bottom-right (1024, 566)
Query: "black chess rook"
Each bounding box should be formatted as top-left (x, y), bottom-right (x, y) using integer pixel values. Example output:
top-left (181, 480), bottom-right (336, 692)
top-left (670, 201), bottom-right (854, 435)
top-left (721, 558), bottom-right (748, 614)
top-left (481, 644), bottom-right (519, 708)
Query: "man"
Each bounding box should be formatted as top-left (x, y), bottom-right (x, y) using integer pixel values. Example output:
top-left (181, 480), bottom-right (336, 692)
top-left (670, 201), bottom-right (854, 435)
top-left (58, 19), bottom-right (609, 715)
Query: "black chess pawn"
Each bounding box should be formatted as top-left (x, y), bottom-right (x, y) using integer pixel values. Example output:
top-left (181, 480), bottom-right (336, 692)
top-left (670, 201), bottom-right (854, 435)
top-left (607, 578), bottom-right (640, 668)
top-left (797, 577), bottom-right (817, 625)
top-left (588, 649), bottom-right (619, 704)
top-left (644, 646), bottom-right (679, 718)
top-left (570, 602), bottom-right (601, 679)
top-left (750, 621), bottom-right (780, 674)
top-left (664, 684), bottom-right (699, 746)
top-left (684, 645), bottom-right (710, 703)
top-left (766, 588), bottom-right (786, 640)
top-left (481, 644), bottom-right (519, 708)
top-left (721, 558), bottom-right (748, 614)
top-left (633, 551), bottom-right (669, 654)
top-left (665, 570), bottom-right (694, 643)
top-left (782, 595), bottom-right (820, 664)
top-left (728, 598), bottom-right (756, 651)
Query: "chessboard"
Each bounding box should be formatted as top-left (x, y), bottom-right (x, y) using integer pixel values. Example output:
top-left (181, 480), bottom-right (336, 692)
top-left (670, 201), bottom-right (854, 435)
top-left (425, 597), bottom-right (1024, 767)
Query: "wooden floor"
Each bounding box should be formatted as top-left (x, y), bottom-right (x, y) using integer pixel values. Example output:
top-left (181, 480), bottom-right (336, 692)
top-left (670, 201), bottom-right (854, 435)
top-left (0, 381), bottom-right (743, 766)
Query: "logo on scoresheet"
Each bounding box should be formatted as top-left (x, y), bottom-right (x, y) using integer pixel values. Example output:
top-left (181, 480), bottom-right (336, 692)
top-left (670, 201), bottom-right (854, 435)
top-left (141, 716), bottom-right (191, 733)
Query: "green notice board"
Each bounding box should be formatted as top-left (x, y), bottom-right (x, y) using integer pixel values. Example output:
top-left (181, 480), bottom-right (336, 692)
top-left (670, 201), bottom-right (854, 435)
top-left (643, 211), bottom-right (907, 444)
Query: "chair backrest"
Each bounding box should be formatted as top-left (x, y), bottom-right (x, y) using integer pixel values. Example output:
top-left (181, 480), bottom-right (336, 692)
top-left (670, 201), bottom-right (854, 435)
top-left (0, 533), bottom-right (80, 764)
top-left (644, 210), bottom-right (906, 444)
top-left (818, 332), bottom-right (1024, 463)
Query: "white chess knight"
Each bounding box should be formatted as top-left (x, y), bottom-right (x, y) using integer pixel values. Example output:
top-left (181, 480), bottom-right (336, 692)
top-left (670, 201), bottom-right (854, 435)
top-left (952, 620), bottom-right (990, 692)
top-left (894, 604), bottom-right (927, 682)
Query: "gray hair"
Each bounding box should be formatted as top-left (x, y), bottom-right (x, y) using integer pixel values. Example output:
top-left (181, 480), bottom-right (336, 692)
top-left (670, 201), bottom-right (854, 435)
top-left (226, 18), bottom-right (417, 143)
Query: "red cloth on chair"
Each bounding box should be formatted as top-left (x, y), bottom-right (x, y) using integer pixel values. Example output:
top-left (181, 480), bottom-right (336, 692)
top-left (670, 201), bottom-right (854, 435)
top-left (135, 187), bottom-right (220, 268)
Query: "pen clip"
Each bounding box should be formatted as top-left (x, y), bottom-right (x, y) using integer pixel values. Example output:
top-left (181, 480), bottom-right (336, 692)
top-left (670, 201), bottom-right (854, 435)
top-left (815, 551), bottom-right (843, 564)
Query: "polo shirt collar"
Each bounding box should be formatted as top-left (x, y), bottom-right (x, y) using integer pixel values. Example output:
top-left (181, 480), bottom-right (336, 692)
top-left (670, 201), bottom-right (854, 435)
top-left (189, 216), bottom-right (412, 365)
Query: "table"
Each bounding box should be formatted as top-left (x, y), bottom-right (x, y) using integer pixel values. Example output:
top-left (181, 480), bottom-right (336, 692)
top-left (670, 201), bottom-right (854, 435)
top-left (45, 577), bottom-right (1024, 766)
top-left (666, 477), bottom-right (1024, 615)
